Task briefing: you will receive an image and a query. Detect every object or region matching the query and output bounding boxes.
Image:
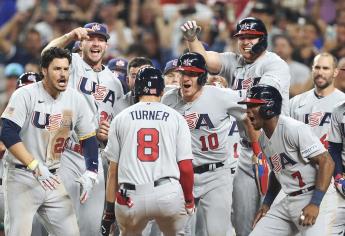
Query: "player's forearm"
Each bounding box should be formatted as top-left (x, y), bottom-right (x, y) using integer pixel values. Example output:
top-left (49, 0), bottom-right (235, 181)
top-left (313, 152), bottom-right (334, 192)
top-left (178, 159), bottom-right (194, 202)
top-left (41, 33), bottom-right (74, 55)
top-left (187, 38), bottom-right (207, 62)
top-left (105, 161), bottom-right (118, 203)
top-left (328, 141), bottom-right (343, 176)
top-left (243, 117), bottom-right (260, 142)
top-left (263, 172), bottom-right (281, 207)
top-left (8, 142), bottom-right (35, 166)
top-left (81, 135), bottom-right (98, 173)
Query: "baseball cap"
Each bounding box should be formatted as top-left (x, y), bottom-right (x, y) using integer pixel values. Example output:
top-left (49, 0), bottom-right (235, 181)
top-left (163, 59), bottom-right (178, 75)
top-left (83, 22), bottom-right (110, 40)
top-left (72, 41), bottom-right (81, 53)
top-left (107, 58), bottom-right (128, 75)
top-left (4, 63), bottom-right (24, 78)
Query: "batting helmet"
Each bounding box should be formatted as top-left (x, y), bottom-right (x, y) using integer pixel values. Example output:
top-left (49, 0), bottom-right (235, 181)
top-left (134, 67), bottom-right (165, 98)
top-left (238, 84), bottom-right (282, 119)
top-left (176, 52), bottom-right (207, 86)
top-left (233, 17), bottom-right (268, 55)
top-left (16, 72), bottom-right (42, 89)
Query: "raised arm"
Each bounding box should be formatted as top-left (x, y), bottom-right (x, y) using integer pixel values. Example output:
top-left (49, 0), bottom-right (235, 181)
top-left (180, 20), bottom-right (223, 74)
top-left (41, 27), bottom-right (94, 55)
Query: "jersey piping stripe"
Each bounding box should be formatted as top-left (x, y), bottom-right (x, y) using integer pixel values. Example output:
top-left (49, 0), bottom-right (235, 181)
top-left (79, 131), bottom-right (96, 141)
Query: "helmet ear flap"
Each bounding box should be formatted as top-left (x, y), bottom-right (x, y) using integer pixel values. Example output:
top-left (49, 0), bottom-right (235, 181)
top-left (197, 72), bottom-right (207, 86)
top-left (251, 35), bottom-right (268, 54)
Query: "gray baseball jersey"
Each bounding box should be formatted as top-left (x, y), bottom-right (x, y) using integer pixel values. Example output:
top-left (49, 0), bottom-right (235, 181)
top-left (290, 89), bottom-right (345, 140)
top-left (113, 91), bottom-right (134, 117)
top-left (328, 101), bottom-right (345, 235)
top-left (161, 85), bottom-right (246, 166)
top-left (1, 82), bottom-right (95, 169)
top-left (259, 116), bottom-right (325, 194)
top-left (60, 53), bottom-right (123, 236)
top-left (328, 101), bottom-right (345, 167)
top-left (162, 85), bottom-right (246, 236)
top-left (250, 115), bottom-right (337, 236)
top-left (220, 51), bottom-right (291, 236)
top-left (68, 53), bottom-right (124, 125)
top-left (104, 101), bottom-right (193, 184)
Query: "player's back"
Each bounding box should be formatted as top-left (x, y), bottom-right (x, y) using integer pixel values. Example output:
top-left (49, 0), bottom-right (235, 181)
top-left (113, 101), bottom-right (192, 185)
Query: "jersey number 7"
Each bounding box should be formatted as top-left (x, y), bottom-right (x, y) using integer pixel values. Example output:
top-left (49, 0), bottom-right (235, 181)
top-left (137, 128), bottom-right (159, 162)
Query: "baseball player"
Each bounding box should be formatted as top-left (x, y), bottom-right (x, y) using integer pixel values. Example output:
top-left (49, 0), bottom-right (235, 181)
top-left (162, 52), bottom-right (248, 236)
top-left (239, 84), bottom-right (336, 236)
top-left (290, 52), bottom-right (345, 146)
top-left (108, 58), bottom-right (129, 94)
top-left (163, 59), bottom-right (181, 90)
top-left (328, 103), bottom-right (345, 234)
top-left (180, 17), bottom-right (291, 236)
top-left (103, 67), bottom-right (194, 236)
top-left (113, 57), bottom-right (153, 116)
top-left (0, 47), bottom-right (99, 236)
top-left (42, 23), bottom-right (124, 236)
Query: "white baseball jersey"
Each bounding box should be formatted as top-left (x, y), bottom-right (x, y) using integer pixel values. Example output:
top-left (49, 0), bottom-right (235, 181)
top-left (228, 116), bottom-right (241, 167)
top-left (161, 85), bottom-right (246, 167)
top-left (1, 82), bottom-right (96, 169)
top-left (219, 51), bottom-right (290, 134)
top-left (104, 102), bottom-right (193, 185)
top-left (290, 89), bottom-right (345, 140)
top-left (69, 53), bottom-right (123, 126)
top-left (259, 115), bottom-right (326, 194)
top-left (328, 101), bottom-right (345, 168)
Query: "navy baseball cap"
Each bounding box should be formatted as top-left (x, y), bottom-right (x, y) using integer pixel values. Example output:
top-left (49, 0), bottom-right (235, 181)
top-left (108, 58), bottom-right (128, 75)
top-left (72, 41), bottom-right (81, 53)
top-left (83, 22), bottom-right (110, 40)
top-left (163, 59), bottom-right (178, 75)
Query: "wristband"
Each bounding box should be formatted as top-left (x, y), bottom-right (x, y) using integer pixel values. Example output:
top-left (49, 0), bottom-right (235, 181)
top-left (310, 189), bottom-right (325, 207)
top-left (252, 141), bottom-right (261, 156)
top-left (27, 159), bottom-right (38, 171)
top-left (105, 201), bottom-right (115, 212)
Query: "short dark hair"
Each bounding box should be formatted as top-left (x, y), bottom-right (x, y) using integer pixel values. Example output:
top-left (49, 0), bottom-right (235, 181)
top-left (127, 57), bottom-right (153, 72)
top-left (40, 47), bottom-right (72, 69)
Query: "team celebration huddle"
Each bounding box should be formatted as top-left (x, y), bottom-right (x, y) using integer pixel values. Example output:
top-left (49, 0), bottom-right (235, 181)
top-left (0, 7), bottom-right (345, 236)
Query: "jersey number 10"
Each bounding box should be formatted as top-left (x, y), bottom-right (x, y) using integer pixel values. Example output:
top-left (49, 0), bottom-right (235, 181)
top-left (200, 133), bottom-right (219, 151)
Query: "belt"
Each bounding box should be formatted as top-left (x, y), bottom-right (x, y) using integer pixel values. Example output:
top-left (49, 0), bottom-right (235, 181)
top-left (288, 186), bottom-right (315, 197)
top-left (240, 139), bottom-right (252, 149)
top-left (14, 164), bottom-right (58, 174)
top-left (121, 177), bottom-right (171, 191)
top-left (0, 178), bottom-right (2, 185)
top-left (193, 162), bottom-right (224, 174)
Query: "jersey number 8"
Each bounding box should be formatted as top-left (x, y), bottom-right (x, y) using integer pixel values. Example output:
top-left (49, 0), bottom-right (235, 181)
top-left (137, 128), bottom-right (159, 162)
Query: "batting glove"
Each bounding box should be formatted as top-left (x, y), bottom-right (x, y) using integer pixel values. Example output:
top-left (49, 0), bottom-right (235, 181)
top-left (31, 161), bottom-right (60, 190)
top-left (101, 201), bottom-right (116, 236)
top-left (180, 20), bottom-right (202, 42)
top-left (185, 200), bottom-right (196, 216)
top-left (335, 174), bottom-right (345, 197)
top-left (76, 170), bottom-right (98, 204)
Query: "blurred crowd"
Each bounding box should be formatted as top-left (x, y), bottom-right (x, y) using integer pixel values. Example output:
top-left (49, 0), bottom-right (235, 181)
top-left (1, 0), bottom-right (345, 110)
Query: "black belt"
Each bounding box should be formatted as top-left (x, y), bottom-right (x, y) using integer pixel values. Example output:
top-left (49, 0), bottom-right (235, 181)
top-left (193, 162), bottom-right (224, 174)
top-left (14, 164), bottom-right (58, 174)
top-left (0, 178), bottom-right (2, 185)
top-left (240, 139), bottom-right (252, 149)
top-left (121, 177), bottom-right (171, 190)
top-left (288, 186), bottom-right (315, 197)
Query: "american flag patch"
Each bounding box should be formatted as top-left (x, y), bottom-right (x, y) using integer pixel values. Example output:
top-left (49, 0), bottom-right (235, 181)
top-left (242, 78), bottom-right (253, 90)
top-left (46, 114), bottom-right (63, 131)
top-left (271, 153), bottom-right (282, 172)
top-left (93, 85), bottom-right (108, 101)
top-left (308, 112), bottom-right (324, 127)
top-left (183, 112), bottom-right (199, 130)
